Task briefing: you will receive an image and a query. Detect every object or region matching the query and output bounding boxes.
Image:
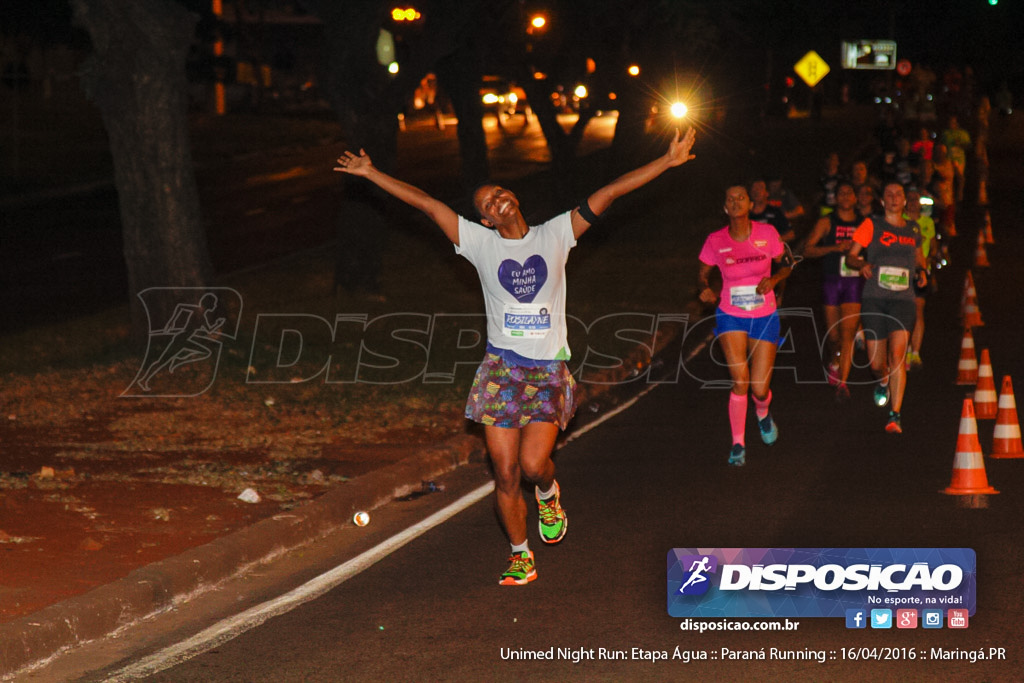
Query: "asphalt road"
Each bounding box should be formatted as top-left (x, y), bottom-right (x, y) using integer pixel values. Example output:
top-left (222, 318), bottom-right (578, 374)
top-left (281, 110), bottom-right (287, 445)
top-left (72, 140), bottom-right (1024, 681)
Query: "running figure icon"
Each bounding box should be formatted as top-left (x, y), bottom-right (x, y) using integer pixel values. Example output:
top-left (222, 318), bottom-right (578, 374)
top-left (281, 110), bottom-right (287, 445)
top-left (136, 293), bottom-right (226, 392)
top-left (678, 556), bottom-right (712, 593)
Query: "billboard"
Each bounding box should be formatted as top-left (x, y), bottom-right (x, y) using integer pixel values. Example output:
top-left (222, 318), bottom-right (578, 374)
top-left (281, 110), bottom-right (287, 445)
top-left (841, 40), bottom-right (897, 70)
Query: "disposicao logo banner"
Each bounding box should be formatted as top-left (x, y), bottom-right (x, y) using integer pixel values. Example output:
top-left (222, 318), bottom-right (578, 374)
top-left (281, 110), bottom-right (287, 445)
top-left (667, 548), bottom-right (976, 618)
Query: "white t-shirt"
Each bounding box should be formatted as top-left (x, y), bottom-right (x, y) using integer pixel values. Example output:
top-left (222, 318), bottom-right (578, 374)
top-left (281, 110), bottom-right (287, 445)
top-left (455, 212), bottom-right (576, 361)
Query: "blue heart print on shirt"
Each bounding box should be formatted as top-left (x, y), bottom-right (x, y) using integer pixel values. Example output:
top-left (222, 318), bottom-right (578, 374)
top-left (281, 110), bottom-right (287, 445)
top-left (498, 255), bottom-right (548, 303)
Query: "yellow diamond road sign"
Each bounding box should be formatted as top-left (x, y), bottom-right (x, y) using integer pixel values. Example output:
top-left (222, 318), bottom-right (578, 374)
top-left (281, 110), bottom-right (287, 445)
top-left (795, 51), bottom-right (830, 87)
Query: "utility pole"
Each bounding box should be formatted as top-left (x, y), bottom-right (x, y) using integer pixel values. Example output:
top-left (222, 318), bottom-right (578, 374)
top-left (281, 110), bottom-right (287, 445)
top-left (213, 0), bottom-right (226, 115)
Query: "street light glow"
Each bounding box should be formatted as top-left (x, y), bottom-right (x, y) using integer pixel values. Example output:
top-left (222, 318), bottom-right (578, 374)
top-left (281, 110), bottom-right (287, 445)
top-left (574, 85), bottom-right (588, 99)
top-left (391, 7), bottom-right (421, 21)
top-left (531, 15), bottom-right (546, 29)
top-left (628, 65), bottom-right (640, 76)
top-left (388, 61), bottom-right (400, 74)
top-left (670, 101), bottom-right (688, 118)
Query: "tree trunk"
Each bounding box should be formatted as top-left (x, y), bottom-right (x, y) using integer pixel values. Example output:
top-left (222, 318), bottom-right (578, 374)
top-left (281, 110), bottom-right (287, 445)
top-left (610, 76), bottom-right (651, 165)
top-left (307, 1), bottom-right (398, 169)
top-left (305, 1), bottom-right (397, 296)
top-left (519, 74), bottom-right (595, 200)
top-left (306, 0), bottom-right (488, 294)
top-left (73, 0), bottom-right (213, 338)
top-left (436, 44), bottom-right (489, 189)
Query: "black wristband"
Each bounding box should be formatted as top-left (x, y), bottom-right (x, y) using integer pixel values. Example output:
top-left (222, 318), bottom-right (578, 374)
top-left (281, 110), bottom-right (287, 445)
top-left (577, 197), bottom-right (600, 224)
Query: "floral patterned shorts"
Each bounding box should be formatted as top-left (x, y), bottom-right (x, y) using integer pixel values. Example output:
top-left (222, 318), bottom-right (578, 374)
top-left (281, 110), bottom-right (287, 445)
top-left (465, 353), bottom-right (578, 429)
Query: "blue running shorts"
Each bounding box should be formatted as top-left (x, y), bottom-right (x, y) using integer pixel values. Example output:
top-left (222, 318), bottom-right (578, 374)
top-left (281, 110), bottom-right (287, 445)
top-left (714, 308), bottom-right (782, 344)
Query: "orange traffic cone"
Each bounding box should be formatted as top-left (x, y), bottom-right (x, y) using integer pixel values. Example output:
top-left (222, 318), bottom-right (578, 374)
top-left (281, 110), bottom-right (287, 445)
top-left (960, 272), bottom-right (984, 328)
top-left (991, 376), bottom-right (1024, 459)
top-left (943, 398), bottom-right (998, 495)
top-left (974, 230), bottom-right (990, 268)
top-left (983, 211), bottom-right (994, 244)
top-left (974, 349), bottom-right (998, 419)
top-left (955, 328), bottom-right (979, 385)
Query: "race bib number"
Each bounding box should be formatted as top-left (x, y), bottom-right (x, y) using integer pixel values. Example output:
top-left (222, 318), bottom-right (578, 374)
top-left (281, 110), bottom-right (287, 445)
top-left (840, 259), bottom-right (860, 278)
top-left (729, 285), bottom-right (766, 311)
top-left (878, 266), bottom-right (910, 291)
top-left (503, 303), bottom-right (551, 338)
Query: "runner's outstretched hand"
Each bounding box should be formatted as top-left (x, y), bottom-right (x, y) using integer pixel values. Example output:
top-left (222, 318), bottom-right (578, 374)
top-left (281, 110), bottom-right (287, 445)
top-left (665, 127), bottom-right (697, 167)
top-left (334, 149), bottom-right (374, 177)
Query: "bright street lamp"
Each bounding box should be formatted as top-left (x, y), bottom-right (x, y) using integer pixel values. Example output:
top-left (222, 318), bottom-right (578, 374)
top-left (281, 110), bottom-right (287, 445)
top-left (527, 13), bottom-right (547, 35)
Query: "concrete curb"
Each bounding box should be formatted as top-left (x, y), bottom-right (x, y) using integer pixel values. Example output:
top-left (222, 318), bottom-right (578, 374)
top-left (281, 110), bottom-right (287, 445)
top-left (0, 303), bottom-right (702, 679)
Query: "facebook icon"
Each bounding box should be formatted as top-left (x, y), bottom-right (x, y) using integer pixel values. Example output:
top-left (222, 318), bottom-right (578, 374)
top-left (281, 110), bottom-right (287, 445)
top-left (845, 609), bottom-right (867, 629)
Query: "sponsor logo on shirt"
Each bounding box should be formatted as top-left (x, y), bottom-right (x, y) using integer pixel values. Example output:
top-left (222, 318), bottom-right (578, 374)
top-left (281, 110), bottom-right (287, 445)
top-left (879, 231), bottom-right (916, 247)
top-left (726, 254), bottom-right (768, 265)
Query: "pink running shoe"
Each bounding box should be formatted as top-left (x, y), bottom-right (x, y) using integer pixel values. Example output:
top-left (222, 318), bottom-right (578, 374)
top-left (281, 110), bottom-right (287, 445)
top-left (827, 363), bottom-right (841, 386)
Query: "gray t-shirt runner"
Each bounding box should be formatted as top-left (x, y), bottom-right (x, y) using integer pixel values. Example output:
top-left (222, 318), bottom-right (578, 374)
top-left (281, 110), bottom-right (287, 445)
top-left (852, 216), bottom-right (921, 302)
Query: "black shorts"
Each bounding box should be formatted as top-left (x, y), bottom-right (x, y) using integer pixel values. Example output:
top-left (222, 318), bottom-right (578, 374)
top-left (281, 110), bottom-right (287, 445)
top-left (860, 298), bottom-right (917, 339)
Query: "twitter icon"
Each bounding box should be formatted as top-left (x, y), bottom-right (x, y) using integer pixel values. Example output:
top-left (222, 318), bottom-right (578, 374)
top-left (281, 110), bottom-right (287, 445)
top-left (870, 609), bottom-right (892, 629)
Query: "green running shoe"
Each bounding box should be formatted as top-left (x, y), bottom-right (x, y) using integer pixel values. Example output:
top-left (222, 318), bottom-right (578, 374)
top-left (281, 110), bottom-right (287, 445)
top-left (728, 443), bottom-right (746, 467)
top-left (873, 382), bottom-right (890, 407)
top-left (536, 481), bottom-right (568, 544)
top-left (758, 414), bottom-right (778, 445)
top-left (499, 550), bottom-right (536, 586)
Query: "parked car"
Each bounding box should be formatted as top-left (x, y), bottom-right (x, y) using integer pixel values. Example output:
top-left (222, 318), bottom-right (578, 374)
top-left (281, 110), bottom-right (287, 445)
top-left (480, 75), bottom-right (531, 133)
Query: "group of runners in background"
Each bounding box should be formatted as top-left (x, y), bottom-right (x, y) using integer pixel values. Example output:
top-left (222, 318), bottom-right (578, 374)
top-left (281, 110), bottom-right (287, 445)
top-left (703, 100), bottom-right (991, 465)
top-left (697, 173), bottom-right (924, 467)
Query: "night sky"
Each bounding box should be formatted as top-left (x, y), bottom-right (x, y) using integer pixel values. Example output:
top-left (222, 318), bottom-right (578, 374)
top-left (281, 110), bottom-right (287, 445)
top-left (3, 0), bottom-right (1023, 105)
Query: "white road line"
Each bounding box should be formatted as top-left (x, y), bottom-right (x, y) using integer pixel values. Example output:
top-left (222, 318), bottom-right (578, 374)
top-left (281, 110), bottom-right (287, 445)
top-left (562, 384), bottom-right (659, 445)
top-left (103, 483), bottom-right (494, 682)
